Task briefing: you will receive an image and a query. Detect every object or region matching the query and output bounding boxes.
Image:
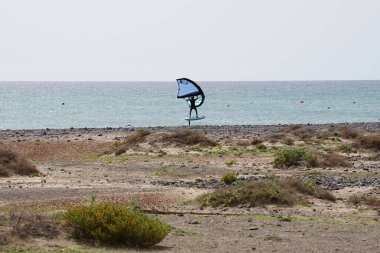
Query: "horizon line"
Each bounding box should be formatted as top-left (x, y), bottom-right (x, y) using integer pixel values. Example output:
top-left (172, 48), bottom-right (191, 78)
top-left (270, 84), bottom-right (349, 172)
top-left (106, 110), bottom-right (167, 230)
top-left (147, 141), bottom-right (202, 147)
top-left (0, 79), bottom-right (379, 82)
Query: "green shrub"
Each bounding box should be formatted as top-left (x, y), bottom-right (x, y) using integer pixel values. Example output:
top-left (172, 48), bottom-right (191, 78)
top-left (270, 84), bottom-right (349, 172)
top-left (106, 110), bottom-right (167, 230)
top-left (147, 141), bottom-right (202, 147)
top-left (274, 147), bottom-right (305, 168)
top-left (65, 203), bottom-right (170, 247)
top-left (255, 143), bottom-right (267, 151)
top-left (198, 176), bottom-right (335, 208)
top-left (221, 172), bottom-right (238, 184)
top-left (274, 147), bottom-right (317, 168)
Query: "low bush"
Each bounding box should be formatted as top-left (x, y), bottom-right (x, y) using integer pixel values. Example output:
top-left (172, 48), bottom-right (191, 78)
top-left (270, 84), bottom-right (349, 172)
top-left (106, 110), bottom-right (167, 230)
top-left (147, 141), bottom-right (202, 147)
top-left (114, 146), bottom-right (128, 156)
top-left (221, 172), bottom-right (237, 184)
top-left (282, 125), bottom-right (316, 141)
top-left (283, 138), bottom-right (294, 146)
top-left (112, 129), bottom-right (150, 154)
top-left (339, 126), bottom-right (360, 139)
top-left (10, 212), bottom-right (60, 239)
top-left (225, 160), bottom-right (237, 167)
top-left (338, 144), bottom-right (354, 154)
top-left (274, 148), bottom-right (348, 169)
top-left (347, 194), bottom-right (380, 209)
top-left (319, 153), bottom-right (349, 167)
top-left (267, 133), bottom-right (287, 143)
top-left (284, 177), bottom-right (336, 201)
top-left (198, 176), bottom-right (334, 208)
top-left (251, 138), bottom-right (263, 145)
top-left (255, 143), bottom-right (267, 151)
top-left (273, 147), bottom-right (317, 168)
top-left (161, 128), bottom-right (217, 146)
top-left (236, 140), bottom-right (251, 147)
top-left (354, 135), bottom-right (380, 151)
top-left (125, 128), bottom-right (151, 145)
top-left (0, 149), bottom-right (39, 177)
top-left (65, 203), bottom-right (170, 247)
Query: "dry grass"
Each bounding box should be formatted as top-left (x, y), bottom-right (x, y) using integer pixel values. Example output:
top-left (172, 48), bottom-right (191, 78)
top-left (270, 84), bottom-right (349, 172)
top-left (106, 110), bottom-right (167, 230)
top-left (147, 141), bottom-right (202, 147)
top-left (354, 135), bottom-right (380, 151)
top-left (111, 129), bottom-right (151, 155)
top-left (267, 133), bottom-right (287, 143)
top-left (124, 128), bottom-right (151, 146)
top-left (283, 178), bottom-right (336, 202)
top-left (1, 141), bottom-right (111, 162)
top-left (339, 126), bottom-right (361, 139)
top-left (9, 211), bottom-right (60, 239)
top-left (236, 140), bottom-right (251, 147)
top-left (319, 153), bottom-right (349, 167)
top-left (347, 194), bottom-right (380, 209)
top-left (160, 128), bottom-right (217, 146)
top-left (283, 138), bottom-right (295, 146)
top-left (0, 149), bottom-right (39, 177)
top-left (282, 125), bottom-right (315, 140)
top-left (251, 138), bottom-right (263, 145)
top-left (283, 125), bottom-right (303, 132)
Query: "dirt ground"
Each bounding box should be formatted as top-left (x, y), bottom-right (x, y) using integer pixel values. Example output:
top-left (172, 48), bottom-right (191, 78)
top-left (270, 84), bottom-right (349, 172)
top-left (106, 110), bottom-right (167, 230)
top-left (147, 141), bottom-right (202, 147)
top-left (0, 124), bottom-right (379, 252)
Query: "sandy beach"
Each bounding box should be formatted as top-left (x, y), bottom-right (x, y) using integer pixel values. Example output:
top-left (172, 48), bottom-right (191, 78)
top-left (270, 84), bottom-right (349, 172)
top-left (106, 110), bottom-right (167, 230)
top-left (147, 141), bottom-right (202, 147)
top-left (0, 122), bottom-right (379, 252)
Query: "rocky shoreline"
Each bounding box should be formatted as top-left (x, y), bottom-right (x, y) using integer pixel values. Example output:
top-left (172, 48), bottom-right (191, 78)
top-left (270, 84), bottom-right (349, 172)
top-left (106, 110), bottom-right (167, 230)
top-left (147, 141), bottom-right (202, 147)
top-left (1, 122), bottom-right (379, 141)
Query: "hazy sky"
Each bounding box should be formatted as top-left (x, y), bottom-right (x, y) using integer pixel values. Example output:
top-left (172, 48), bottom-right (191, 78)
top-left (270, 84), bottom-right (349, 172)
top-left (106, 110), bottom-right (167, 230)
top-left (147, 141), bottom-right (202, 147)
top-left (1, 0), bottom-right (379, 81)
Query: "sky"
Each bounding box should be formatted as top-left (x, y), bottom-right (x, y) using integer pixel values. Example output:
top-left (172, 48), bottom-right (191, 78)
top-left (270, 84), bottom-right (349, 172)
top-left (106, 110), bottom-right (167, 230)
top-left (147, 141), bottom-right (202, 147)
top-left (0, 0), bottom-right (379, 81)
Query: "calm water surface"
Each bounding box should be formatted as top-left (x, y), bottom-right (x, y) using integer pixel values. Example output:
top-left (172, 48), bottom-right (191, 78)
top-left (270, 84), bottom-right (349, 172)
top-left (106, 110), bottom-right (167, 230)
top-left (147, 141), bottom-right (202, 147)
top-left (0, 81), bottom-right (379, 129)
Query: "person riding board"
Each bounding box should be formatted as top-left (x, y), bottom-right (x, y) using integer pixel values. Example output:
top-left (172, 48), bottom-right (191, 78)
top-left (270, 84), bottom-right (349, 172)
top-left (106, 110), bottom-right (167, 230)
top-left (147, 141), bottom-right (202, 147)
top-left (189, 96), bottom-right (198, 118)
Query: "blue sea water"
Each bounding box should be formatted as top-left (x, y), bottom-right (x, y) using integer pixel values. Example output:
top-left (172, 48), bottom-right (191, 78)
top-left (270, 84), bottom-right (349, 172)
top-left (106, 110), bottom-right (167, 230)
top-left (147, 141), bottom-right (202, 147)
top-left (0, 81), bottom-right (379, 130)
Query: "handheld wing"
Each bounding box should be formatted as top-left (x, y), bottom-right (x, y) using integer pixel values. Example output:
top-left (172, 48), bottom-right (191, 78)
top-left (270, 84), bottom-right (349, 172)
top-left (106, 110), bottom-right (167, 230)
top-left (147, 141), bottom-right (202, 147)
top-left (176, 78), bottom-right (205, 107)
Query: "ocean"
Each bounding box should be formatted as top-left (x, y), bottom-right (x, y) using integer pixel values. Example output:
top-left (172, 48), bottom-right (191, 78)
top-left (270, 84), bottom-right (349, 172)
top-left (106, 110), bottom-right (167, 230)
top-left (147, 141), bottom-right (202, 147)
top-left (0, 81), bottom-right (379, 130)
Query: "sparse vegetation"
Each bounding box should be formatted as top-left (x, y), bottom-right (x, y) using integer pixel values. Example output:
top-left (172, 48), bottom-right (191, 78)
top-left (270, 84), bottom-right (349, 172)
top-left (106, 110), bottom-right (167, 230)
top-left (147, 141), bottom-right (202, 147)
top-left (273, 147), bottom-right (318, 168)
top-left (225, 160), bottom-right (237, 167)
top-left (160, 128), bottom-right (217, 146)
top-left (339, 126), bottom-right (360, 139)
top-left (64, 203), bottom-right (170, 247)
top-left (255, 143), bottom-right (267, 151)
top-left (251, 138), bottom-right (263, 145)
top-left (354, 135), bottom-right (380, 151)
top-left (114, 146), bottom-right (128, 156)
top-left (207, 145), bottom-right (259, 157)
top-left (283, 138), bottom-right (294, 146)
top-left (0, 149), bottom-right (39, 177)
top-left (347, 194), bottom-right (380, 209)
top-left (125, 128), bottom-right (151, 145)
top-left (221, 172), bottom-right (238, 184)
top-left (198, 176), bottom-right (335, 208)
top-left (274, 147), bottom-right (348, 168)
top-left (319, 153), bottom-right (349, 167)
top-left (111, 128), bottom-right (150, 154)
top-left (10, 212), bottom-right (60, 240)
top-left (267, 133), bottom-right (287, 143)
